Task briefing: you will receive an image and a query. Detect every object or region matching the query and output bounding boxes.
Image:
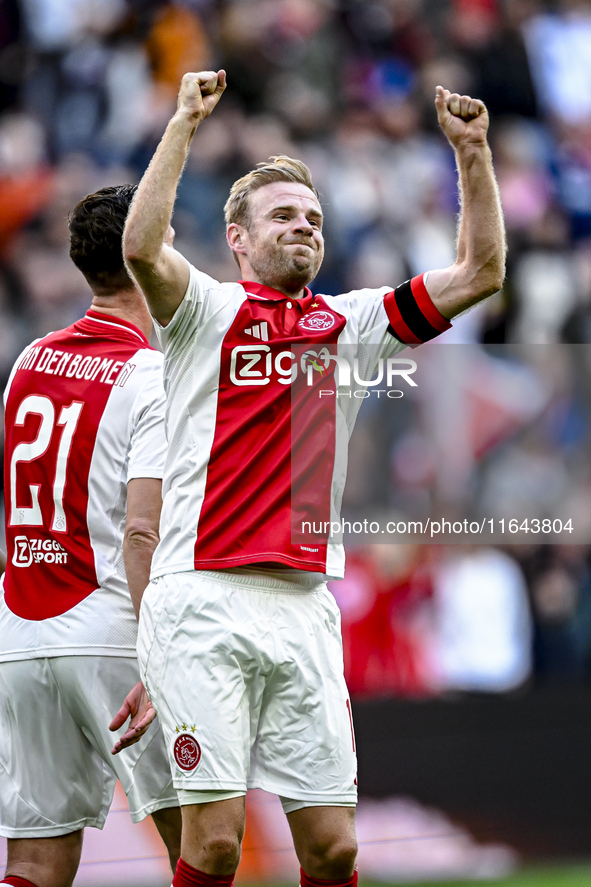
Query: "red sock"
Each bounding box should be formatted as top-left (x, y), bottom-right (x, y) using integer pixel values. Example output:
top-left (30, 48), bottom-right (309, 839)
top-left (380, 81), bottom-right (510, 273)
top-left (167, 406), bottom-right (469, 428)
top-left (1, 878), bottom-right (38, 887)
top-left (300, 869), bottom-right (358, 887)
top-left (173, 857), bottom-right (235, 887)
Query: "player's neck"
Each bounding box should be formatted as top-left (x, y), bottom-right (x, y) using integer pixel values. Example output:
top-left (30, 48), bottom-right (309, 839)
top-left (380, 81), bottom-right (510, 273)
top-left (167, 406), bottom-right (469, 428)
top-left (90, 288), bottom-right (154, 340)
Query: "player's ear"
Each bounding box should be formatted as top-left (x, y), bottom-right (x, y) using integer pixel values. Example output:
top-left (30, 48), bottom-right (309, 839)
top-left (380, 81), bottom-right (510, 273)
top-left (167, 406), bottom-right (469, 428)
top-left (227, 223), bottom-right (247, 257)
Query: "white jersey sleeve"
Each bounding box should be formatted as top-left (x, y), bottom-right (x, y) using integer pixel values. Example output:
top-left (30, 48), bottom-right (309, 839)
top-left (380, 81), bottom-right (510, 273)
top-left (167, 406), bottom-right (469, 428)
top-left (127, 360), bottom-right (167, 481)
top-left (154, 265), bottom-right (234, 354)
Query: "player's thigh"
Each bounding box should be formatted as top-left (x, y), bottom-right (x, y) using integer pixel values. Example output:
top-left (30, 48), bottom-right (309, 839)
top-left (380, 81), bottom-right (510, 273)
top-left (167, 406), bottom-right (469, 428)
top-left (6, 831), bottom-right (83, 887)
top-left (137, 573), bottom-right (263, 792)
top-left (254, 587), bottom-right (357, 803)
top-left (0, 658), bottom-right (114, 836)
top-left (49, 655), bottom-right (178, 822)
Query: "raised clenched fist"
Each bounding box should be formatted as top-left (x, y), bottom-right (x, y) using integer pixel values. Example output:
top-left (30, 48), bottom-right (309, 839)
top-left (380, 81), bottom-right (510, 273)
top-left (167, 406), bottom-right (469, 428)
top-left (176, 70), bottom-right (227, 124)
top-left (435, 85), bottom-right (489, 149)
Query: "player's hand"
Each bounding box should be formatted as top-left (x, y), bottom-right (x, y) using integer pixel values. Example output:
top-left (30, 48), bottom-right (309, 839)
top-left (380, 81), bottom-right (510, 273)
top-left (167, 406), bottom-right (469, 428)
top-left (435, 86), bottom-right (489, 150)
top-left (176, 70), bottom-right (227, 124)
top-left (109, 681), bottom-right (156, 755)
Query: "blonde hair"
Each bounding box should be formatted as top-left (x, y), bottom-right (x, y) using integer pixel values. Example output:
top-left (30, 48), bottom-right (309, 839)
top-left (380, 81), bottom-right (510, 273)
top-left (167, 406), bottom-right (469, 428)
top-left (224, 155), bottom-right (319, 230)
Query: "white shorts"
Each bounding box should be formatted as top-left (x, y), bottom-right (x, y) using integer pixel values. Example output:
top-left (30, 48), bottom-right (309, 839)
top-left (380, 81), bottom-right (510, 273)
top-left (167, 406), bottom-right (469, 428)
top-left (0, 655), bottom-right (179, 838)
top-left (137, 570), bottom-right (358, 806)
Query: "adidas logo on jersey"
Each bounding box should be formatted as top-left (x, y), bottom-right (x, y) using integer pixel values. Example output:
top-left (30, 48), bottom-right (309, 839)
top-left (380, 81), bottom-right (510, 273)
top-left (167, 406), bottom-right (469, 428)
top-left (245, 322), bottom-right (269, 341)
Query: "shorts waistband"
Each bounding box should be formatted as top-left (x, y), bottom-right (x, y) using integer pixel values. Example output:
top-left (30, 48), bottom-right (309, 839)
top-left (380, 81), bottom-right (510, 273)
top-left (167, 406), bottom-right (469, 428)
top-left (192, 569), bottom-right (326, 593)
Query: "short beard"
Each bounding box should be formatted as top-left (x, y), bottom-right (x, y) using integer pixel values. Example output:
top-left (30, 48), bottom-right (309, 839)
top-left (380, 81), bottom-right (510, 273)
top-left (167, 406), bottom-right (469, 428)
top-left (248, 237), bottom-right (323, 294)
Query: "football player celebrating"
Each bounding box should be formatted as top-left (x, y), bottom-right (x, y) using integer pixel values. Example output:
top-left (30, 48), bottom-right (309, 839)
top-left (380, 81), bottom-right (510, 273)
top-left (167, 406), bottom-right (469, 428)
top-left (123, 71), bottom-right (504, 887)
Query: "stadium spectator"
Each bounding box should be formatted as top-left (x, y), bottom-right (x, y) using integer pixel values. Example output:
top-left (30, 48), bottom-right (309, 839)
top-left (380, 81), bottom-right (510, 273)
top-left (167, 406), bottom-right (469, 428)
top-left (330, 544), bottom-right (436, 697)
top-left (122, 69), bottom-right (504, 887)
top-left (431, 545), bottom-right (533, 693)
top-left (0, 185), bottom-right (180, 887)
top-left (516, 545), bottom-right (591, 682)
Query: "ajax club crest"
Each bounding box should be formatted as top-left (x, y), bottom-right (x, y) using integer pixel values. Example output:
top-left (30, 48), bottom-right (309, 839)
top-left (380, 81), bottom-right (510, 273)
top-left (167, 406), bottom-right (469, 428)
top-left (173, 733), bottom-right (201, 771)
top-left (297, 311), bottom-right (336, 333)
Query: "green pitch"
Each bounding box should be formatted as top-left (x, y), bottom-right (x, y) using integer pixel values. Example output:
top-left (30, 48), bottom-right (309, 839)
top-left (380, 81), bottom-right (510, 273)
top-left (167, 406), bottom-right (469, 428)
top-left (354, 866), bottom-right (591, 887)
top-left (140, 864), bottom-right (591, 887)
top-left (234, 865), bottom-right (591, 887)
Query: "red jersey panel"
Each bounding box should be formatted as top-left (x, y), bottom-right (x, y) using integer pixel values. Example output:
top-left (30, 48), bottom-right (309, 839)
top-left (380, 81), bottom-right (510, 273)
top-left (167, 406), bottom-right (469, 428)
top-left (192, 291), bottom-right (345, 570)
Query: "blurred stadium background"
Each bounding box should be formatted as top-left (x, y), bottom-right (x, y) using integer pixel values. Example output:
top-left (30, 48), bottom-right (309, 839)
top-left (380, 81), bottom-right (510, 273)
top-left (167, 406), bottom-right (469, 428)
top-left (2, 0), bottom-right (591, 883)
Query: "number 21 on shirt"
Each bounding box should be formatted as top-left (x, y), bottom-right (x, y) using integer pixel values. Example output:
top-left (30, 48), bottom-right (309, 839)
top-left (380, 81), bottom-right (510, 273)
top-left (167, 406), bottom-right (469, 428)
top-left (9, 394), bottom-right (83, 532)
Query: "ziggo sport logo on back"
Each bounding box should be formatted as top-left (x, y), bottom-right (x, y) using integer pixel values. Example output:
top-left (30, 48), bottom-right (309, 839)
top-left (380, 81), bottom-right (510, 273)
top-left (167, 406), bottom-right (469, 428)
top-left (229, 344), bottom-right (417, 389)
top-left (12, 536), bottom-right (68, 567)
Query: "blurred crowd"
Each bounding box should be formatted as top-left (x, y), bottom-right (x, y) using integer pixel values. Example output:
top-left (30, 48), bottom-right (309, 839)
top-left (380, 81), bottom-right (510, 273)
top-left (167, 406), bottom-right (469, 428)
top-left (1, 0), bottom-right (591, 694)
top-left (2, 0), bottom-right (591, 360)
top-left (331, 542), bottom-right (591, 697)
top-left (338, 341), bottom-right (591, 695)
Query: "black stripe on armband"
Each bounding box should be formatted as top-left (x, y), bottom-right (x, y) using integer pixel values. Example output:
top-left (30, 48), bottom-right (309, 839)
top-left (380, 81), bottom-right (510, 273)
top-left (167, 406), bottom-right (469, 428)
top-left (395, 280), bottom-right (441, 342)
top-left (387, 324), bottom-right (404, 343)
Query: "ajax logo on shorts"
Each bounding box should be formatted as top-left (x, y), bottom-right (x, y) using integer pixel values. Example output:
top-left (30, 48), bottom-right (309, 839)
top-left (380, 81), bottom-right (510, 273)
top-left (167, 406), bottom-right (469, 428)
top-left (12, 535), bottom-right (68, 567)
top-left (174, 733), bottom-right (202, 771)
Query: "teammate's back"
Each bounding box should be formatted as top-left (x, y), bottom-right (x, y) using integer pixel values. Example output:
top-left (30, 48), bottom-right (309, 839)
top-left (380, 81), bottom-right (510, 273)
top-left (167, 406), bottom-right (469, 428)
top-left (0, 184), bottom-right (180, 887)
top-left (3, 310), bottom-right (164, 629)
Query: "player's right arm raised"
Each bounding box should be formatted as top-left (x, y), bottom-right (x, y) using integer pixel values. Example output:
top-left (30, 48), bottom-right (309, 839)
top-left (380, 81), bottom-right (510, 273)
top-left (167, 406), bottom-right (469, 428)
top-left (123, 70), bottom-right (226, 326)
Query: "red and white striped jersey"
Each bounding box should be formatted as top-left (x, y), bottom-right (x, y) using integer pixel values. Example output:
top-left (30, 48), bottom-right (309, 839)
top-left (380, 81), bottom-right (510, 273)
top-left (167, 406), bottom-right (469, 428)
top-left (0, 310), bottom-right (166, 661)
top-left (152, 265), bottom-right (451, 580)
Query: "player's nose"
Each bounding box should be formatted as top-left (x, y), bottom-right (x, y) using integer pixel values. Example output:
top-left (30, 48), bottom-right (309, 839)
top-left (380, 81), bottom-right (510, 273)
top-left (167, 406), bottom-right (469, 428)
top-left (293, 214), bottom-right (314, 235)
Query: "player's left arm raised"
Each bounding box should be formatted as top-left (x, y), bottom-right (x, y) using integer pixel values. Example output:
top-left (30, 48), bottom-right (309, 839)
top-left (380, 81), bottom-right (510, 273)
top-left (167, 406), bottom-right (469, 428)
top-left (424, 87), bottom-right (506, 319)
